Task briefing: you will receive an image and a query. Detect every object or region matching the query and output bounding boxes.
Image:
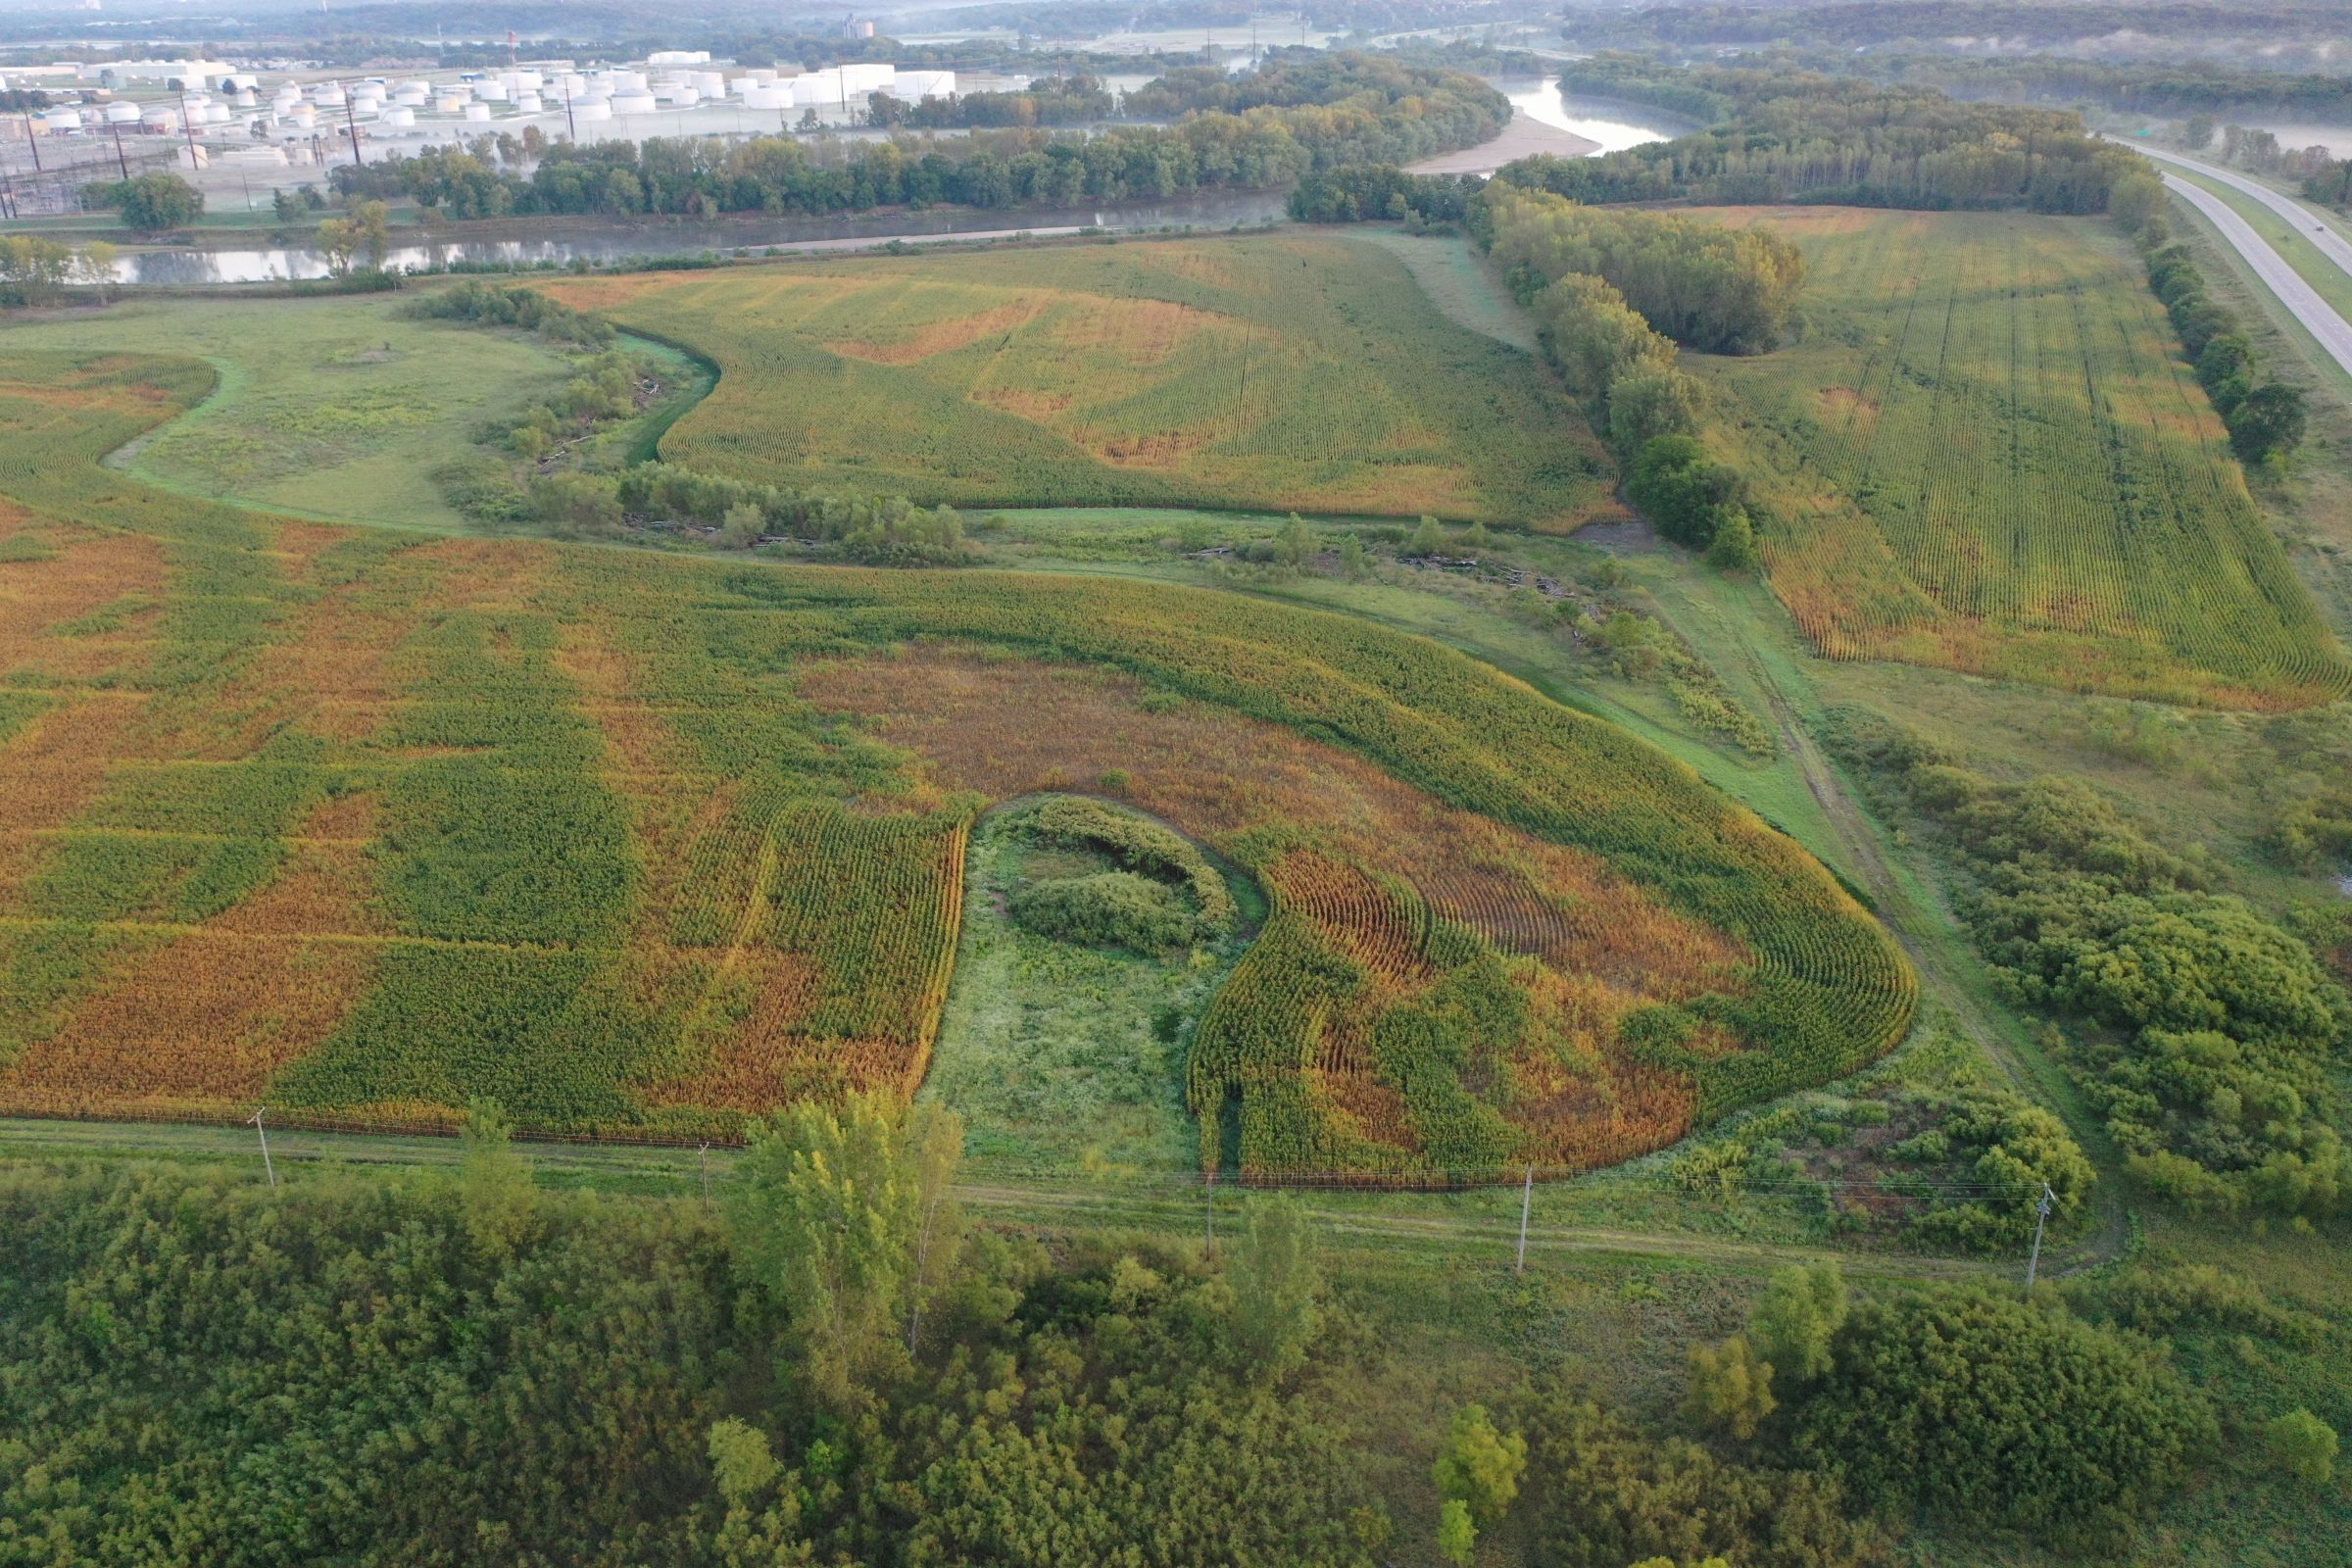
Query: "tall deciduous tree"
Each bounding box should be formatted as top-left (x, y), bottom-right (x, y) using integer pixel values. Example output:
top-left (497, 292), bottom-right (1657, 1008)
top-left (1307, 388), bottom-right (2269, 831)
top-left (726, 1092), bottom-right (965, 1410)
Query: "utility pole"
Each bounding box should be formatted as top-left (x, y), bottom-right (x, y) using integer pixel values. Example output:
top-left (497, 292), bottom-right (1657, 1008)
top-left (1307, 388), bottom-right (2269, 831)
top-left (563, 80), bottom-right (577, 143)
top-left (1515, 1165), bottom-right (1533, 1273)
top-left (111, 121), bottom-right (130, 180)
top-left (24, 111), bottom-right (42, 173)
top-left (2024, 1182), bottom-right (2055, 1288)
top-left (344, 88), bottom-right (364, 168)
top-left (248, 1106), bottom-right (277, 1189)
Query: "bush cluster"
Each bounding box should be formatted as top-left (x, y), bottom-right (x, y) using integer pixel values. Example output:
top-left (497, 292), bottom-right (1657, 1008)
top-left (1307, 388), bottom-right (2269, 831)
top-left (1830, 711), bottom-right (2352, 1216)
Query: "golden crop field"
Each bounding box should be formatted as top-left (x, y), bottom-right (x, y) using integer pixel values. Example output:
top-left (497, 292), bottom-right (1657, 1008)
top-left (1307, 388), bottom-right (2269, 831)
top-left (0, 344), bottom-right (1909, 1174)
top-left (538, 235), bottom-right (1620, 531)
top-left (1688, 208), bottom-right (2352, 710)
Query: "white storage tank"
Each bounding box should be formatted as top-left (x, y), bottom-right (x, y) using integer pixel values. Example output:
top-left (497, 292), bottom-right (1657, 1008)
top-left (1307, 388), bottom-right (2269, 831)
top-left (611, 91), bottom-right (658, 115)
top-left (662, 84), bottom-right (700, 107)
top-left (790, 73), bottom-right (841, 107)
top-left (514, 92), bottom-right (544, 113)
top-left (897, 70), bottom-right (956, 100)
top-left (204, 104), bottom-right (231, 124)
top-left (465, 102), bottom-right (493, 122)
top-left (573, 98), bottom-right (612, 122)
top-left (393, 86), bottom-right (426, 107)
top-left (611, 70), bottom-right (649, 94)
top-left (103, 99), bottom-right (142, 123)
top-left (316, 83), bottom-right (347, 107)
top-left (514, 70), bottom-right (543, 92)
top-left (742, 85), bottom-right (793, 110)
top-left (434, 93), bottom-right (465, 114)
top-left (42, 108), bottom-right (83, 132)
top-left (383, 106), bottom-right (416, 127)
top-left (139, 105), bottom-right (175, 129)
top-left (475, 79), bottom-right (509, 102)
top-left (839, 63), bottom-right (896, 92)
top-left (694, 70), bottom-right (725, 96)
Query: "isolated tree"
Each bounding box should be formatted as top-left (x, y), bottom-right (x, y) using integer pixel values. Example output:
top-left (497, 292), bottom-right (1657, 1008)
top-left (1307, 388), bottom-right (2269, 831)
top-left (726, 1092), bottom-right (966, 1411)
top-left (1704, 506), bottom-right (1759, 570)
top-left (1607, 365), bottom-right (1706, 452)
top-left (349, 198), bottom-right (392, 269)
top-left (109, 172), bottom-right (204, 232)
top-left (2228, 382), bottom-right (2307, 464)
top-left (1436, 1499), bottom-right (1477, 1568)
top-left (2107, 172), bottom-right (2168, 236)
top-left (900, 1099), bottom-right (965, 1352)
top-left (1628, 434), bottom-right (1743, 550)
top-left (1685, 1335), bottom-right (1777, 1440)
top-left (460, 1099), bottom-right (538, 1258)
top-left (74, 240), bottom-right (117, 303)
top-left (2268, 1409), bottom-right (2338, 1484)
top-left (316, 215), bottom-right (361, 278)
top-left (1226, 1195), bottom-right (1320, 1379)
top-left (1747, 1262), bottom-right (1846, 1384)
top-left (1339, 531), bottom-right (1369, 580)
top-left (1274, 513), bottom-right (1315, 568)
top-left (1433, 1403), bottom-right (1526, 1566)
top-left (720, 501), bottom-right (766, 549)
top-left (2182, 114), bottom-right (2216, 151)
top-left (1408, 514), bottom-right (1446, 556)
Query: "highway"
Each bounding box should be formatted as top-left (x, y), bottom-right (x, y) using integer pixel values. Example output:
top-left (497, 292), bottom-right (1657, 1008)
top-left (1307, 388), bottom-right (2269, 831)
top-left (2123, 152), bottom-right (2352, 382)
top-left (2123, 140), bottom-right (2352, 284)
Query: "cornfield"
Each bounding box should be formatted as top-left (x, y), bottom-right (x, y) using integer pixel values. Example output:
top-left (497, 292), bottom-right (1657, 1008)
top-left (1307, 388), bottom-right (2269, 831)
top-left (1690, 207), bottom-right (2352, 710)
top-left (0, 341), bottom-right (1911, 1173)
top-left (537, 236), bottom-right (1618, 532)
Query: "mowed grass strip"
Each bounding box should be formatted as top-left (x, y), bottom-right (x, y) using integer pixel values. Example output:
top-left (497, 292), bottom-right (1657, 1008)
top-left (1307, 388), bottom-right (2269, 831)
top-left (1688, 207), bottom-right (2352, 710)
top-left (539, 235), bottom-right (1619, 531)
top-left (0, 296), bottom-right (595, 530)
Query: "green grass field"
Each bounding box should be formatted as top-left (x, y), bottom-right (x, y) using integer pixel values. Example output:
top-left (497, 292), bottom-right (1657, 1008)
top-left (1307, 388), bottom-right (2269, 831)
top-left (538, 235), bottom-right (1621, 531)
top-left (0, 293), bottom-right (697, 530)
top-left (1690, 207), bottom-right (2352, 710)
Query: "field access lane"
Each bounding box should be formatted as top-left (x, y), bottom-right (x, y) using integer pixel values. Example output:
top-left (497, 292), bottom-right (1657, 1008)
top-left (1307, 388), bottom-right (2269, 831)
top-left (2141, 164), bottom-right (2352, 382)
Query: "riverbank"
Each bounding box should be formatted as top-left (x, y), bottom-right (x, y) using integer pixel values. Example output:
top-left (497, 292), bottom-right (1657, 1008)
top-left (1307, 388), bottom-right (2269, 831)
top-left (1407, 107), bottom-right (1600, 175)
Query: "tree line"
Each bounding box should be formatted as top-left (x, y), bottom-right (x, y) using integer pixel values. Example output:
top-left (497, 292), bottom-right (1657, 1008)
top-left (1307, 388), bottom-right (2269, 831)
top-left (2106, 167), bottom-right (2311, 466)
top-left (4, 1102), bottom-right (2328, 1563)
top-left (330, 52), bottom-right (1505, 222)
top-left (1510, 63), bottom-right (2149, 215)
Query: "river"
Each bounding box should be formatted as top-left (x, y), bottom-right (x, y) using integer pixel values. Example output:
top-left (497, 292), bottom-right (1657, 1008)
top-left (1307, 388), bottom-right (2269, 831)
top-left (104, 84), bottom-right (1687, 285)
top-left (1500, 77), bottom-right (1691, 154)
